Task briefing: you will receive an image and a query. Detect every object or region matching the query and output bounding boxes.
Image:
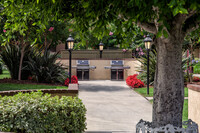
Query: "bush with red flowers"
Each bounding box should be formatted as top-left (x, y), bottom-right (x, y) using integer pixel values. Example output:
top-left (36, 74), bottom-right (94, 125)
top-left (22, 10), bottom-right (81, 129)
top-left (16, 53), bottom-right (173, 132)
top-left (64, 75), bottom-right (78, 86)
top-left (126, 74), bottom-right (144, 88)
top-left (193, 77), bottom-right (200, 82)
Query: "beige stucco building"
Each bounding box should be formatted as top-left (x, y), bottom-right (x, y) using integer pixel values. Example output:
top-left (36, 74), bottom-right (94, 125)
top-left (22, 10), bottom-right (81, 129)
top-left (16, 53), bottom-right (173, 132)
top-left (56, 46), bottom-right (141, 80)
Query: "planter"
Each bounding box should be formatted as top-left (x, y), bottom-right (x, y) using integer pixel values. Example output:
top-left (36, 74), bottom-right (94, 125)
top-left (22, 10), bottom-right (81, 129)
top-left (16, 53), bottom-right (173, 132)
top-left (136, 119), bottom-right (198, 133)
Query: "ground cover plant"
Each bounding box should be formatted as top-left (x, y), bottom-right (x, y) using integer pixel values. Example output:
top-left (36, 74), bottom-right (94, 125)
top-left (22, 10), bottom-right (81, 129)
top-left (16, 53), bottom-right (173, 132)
top-left (0, 91), bottom-right (87, 133)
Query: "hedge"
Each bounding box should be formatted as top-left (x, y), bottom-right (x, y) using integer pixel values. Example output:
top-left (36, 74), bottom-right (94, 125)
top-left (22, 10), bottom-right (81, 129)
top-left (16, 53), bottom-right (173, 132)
top-left (0, 91), bottom-right (87, 133)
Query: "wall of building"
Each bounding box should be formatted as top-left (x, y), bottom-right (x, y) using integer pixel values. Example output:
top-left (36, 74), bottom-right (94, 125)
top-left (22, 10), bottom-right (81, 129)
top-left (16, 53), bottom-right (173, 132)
top-left (188, 84), bottom-right (200, 133)
top-left (57, 59), bottom-right (141, 80)
top-left (60, 50), bottom-right (133, 60)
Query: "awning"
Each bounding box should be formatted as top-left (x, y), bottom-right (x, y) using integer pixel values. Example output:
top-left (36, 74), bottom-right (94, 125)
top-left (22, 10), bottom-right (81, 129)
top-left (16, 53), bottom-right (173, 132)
top-left (104, 66), bottom-right (130, 69)
top-left (72, 66), bottom-right (96, 69)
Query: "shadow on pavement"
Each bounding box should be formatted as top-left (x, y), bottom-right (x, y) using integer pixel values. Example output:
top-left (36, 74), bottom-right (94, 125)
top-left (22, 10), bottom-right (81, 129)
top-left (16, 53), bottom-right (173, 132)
top-left (79, 85), bottom-right (127, 92)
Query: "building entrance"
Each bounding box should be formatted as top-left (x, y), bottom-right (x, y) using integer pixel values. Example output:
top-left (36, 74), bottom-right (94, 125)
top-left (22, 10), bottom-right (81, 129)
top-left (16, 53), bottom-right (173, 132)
top-left (111, 69), bottom-right (124, 80)
top-left (77, 69), bottom-right (89, 80)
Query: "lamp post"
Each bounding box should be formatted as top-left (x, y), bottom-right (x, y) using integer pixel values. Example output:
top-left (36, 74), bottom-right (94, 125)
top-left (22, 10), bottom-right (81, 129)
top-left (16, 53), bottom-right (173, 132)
top-left (99, 42), bottom-right (104, 59)
top-left (144, 35), bottom-right (152, 95)
top-left (66, 35), bottom-right (75, 83)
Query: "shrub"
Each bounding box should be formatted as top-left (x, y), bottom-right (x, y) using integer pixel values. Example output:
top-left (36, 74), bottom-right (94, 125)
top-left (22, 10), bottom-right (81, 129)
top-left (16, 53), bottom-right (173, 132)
top-left (0, 44), bottom-right (32, 80)
top-left (126, 74), bottom-right (144, 88)
top-left (136, 50), bottom-right (157, 85)
top-left (27, 49), bottom-right (66, 83)
top-left (65, 75), bottom-right (78, 86)
top-left (193, 77), bottom-right (200, 82)
top-left (0, 62), bottom-right (2, 74)
top-left (193, 62), bottom-right (200, 74)
top-left (0, 91), bottom-right (87, 133)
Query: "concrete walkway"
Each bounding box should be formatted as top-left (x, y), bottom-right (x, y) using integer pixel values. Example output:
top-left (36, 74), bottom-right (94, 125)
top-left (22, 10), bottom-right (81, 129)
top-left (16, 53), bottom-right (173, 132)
top-left (78, 80), bottom-right (152, 133)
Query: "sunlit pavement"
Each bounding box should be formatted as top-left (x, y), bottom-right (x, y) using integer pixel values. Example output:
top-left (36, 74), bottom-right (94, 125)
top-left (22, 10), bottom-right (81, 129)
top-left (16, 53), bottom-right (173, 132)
top-left (79, 80), bottom-right (152, 133)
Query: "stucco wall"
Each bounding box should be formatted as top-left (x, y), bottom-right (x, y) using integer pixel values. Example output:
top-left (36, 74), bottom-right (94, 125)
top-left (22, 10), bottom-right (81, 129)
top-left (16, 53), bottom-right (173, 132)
top-left (57, 59), bottom-right (141, 80)
top-left (188, 84), bottom-right (200, 133)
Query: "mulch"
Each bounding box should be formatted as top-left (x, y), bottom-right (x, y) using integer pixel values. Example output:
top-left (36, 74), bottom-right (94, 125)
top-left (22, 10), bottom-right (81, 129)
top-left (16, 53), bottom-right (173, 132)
top-left (0, 78), bottom-right (64, 86)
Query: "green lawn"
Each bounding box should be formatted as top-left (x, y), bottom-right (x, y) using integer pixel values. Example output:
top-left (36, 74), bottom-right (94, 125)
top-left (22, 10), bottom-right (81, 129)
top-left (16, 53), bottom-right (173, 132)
top-left (0, 70), bottom-right (67, 91)
top-left (135, 87), bottom-right (188, 97)
top-left (183, 100), bottom-right (188, 121)
top-left (0, 83), bottom-right (67, 91)
top-left (0, 70), bottom-right (10, 79)
top-left (149, 99), bottom-right (188, 121)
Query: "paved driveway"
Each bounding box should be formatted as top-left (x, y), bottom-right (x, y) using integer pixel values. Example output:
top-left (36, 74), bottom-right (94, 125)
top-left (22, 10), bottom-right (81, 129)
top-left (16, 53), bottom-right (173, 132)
top-left (78, 80), bottom-right (152, 133)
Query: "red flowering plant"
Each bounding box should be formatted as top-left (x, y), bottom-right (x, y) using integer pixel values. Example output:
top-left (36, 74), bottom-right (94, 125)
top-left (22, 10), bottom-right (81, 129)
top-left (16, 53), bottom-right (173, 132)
top-left (193, 77), bottom-right (200, 82)
top-left (126, 74), bottom-right (144, 88)
top-left (64, 75), bottom-right (78, 86)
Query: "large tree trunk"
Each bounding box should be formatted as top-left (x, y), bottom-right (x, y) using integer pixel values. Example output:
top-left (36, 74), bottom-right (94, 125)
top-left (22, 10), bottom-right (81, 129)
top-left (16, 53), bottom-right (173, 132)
top-left (153, 36), bottom-right (184, 127)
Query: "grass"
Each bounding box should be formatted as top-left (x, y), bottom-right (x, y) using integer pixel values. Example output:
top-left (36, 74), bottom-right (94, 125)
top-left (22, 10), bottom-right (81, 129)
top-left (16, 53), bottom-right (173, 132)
top-left (0, 70), bottom-right (11, 79)
top-left (135, 87), bottom-right (188, 97)
top-left (0, 70), bottom-right (67, 91)
top-left (134, 87), bottom-right (154, 97)
top-left (183, 100), bottom-right (188, 121)
top-left (149, 99), bottom-right (188, 121)
top-left (0, 83), bottom-right (67, 91)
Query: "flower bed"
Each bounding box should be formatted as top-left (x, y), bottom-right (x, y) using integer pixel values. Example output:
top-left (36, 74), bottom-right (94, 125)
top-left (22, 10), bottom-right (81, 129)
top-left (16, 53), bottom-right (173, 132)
top-left (65, 75), bottom-right (78, 86)
top-left (126, 74), bottom-right (144, 88)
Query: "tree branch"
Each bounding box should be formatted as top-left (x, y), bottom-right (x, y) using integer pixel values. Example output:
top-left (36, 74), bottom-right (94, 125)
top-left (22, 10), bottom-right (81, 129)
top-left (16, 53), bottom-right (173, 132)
top-left (185, 20), bottom-right (200, 34)
top-left (136, 21), bottom-right (157, 34)
top-left (173, 10), bottom-right (197, 31)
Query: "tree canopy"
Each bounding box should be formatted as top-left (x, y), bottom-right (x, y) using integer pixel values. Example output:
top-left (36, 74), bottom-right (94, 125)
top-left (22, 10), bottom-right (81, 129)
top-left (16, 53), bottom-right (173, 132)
top-left (1, 0), bottom-right (200, 128)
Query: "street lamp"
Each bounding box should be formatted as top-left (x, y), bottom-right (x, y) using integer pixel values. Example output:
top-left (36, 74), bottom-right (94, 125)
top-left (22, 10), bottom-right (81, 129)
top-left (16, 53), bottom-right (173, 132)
top-left (99, 42), bottom-right (104, 59)
top-left (144, 35), bottom-right (152, 95)
top-left (66, 35), bottom-right (75, 83)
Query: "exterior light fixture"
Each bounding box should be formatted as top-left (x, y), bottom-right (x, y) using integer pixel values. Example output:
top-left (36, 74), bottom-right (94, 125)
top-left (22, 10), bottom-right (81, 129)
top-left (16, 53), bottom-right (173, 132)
top-left (65, 35), bottom-right (75, 83)
top-left (144, 35), bottom-right (153, 49)
top-left (66, 35), bottom-right (75, 50)
top-left (144, 35), bottom-right (153, 95)
top-left (99, 42), bottom-right (104, 58)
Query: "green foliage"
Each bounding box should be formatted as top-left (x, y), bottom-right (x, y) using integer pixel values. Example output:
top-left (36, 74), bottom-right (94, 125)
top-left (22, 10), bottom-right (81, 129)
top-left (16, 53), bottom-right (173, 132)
top-left (1, 0), bottom-right (58, 44)
top-left (27, 49), bottom-right (66, 83)
top-left (0, 44), bottom-right (33, 80)
top-left (193, 62), bottom-right (200, 74)
top-left (0, 83), bottom-right (67, 91)
top-left (0, 62), bottom-right (2, 74)
top-left (0, 91), bottom-right (87, 132)
top-left (0, 70), bottom-right (10, 79)
top-left (137, 50), bottom-right (157, 85)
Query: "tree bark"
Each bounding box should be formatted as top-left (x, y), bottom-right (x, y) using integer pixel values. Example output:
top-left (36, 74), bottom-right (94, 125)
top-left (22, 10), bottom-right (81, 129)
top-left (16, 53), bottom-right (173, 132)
top-left (153, 36), bottom-right (184, 127)
top-left (18, 43), bottom-right (26, 80)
